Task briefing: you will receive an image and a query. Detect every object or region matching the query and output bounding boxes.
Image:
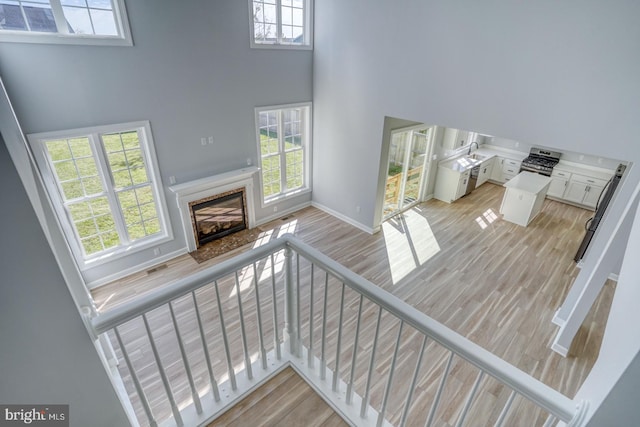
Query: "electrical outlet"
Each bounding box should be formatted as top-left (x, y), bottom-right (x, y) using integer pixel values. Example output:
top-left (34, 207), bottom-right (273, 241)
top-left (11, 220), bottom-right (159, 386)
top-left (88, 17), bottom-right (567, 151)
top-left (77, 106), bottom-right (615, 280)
top-left (247, 158), bottom-right (252, 166)
top-left (169, 175), bottom-right (176, 184)
top-left (208, 136), bottom-right (214, 145)
top-left (200, 137), bottom-right (207, 146)
top-left (515, 142), bottom-right (520, 148)
top-left (153, 248), bottom-right (160, 256)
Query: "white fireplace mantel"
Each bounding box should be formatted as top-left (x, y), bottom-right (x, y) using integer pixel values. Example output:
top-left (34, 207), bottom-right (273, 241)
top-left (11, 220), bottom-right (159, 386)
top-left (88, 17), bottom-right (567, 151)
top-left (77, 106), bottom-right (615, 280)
top-left (169, 167), bottom-right (259, 252)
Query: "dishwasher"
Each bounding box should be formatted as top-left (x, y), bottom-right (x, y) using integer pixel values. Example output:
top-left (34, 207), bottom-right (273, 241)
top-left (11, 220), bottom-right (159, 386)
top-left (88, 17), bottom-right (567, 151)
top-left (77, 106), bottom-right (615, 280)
top-left (465, 165), bottom-right (480, 196)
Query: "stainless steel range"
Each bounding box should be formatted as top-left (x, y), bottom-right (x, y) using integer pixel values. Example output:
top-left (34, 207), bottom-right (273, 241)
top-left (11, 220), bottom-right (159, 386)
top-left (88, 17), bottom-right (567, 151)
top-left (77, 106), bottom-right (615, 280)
top-left (520, 147), bottom-right (561, 176)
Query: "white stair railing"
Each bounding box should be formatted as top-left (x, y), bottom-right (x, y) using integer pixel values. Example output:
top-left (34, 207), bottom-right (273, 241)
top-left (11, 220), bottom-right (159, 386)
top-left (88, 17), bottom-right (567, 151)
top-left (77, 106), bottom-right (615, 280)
top-left (90, 234), bottom-right (588, 427)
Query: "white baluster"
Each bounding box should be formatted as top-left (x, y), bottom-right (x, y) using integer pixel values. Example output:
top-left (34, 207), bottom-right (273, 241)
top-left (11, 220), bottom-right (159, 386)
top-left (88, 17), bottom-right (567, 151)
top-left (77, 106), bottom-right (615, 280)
top-left (114, 326), bottom-right (157, 427)
top-left (284, 247), bottom-right (299, 357)
top-left (542, 414), bottom-right (558, 427)
top-left (191, 291), bottom-right (221, 402)
top-left (494, 390), bottom-right (516, 427)
top-left (168, 301), bottom-right (202, 414)
top-left (212, 281), bottom-right (237, 390)
top-left (361, 307), bottom-right (383, 419)
top-left (252, 262), bottom-right (267, 370)
top-left (269, 253), bottom-right (281, 360)
top-left (142, 313), bottom-right (183, 427)
top-left (307, 263), bottom-right (316, 368)
top-left (346, 295), bottom-right (364, 405)
top-left (234, 271), bottom-right (253, 380)
top-left (320, 271), bottom-right (330, 380)
top-left (400, 335), bottom-right (428, 427)
top-left (424, 352), bottom-right (455, 427)
top-left (454, 370), bottom-right (486, 427)
top-left (332, 282), bottom-right (347, 392)
top-left (377, 320), bottom-right (404, 427)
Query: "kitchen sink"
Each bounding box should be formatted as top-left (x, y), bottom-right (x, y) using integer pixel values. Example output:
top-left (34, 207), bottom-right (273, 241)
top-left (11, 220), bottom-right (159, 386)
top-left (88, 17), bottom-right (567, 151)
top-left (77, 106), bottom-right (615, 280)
top-left (467, 153), bottom-right (486, 161)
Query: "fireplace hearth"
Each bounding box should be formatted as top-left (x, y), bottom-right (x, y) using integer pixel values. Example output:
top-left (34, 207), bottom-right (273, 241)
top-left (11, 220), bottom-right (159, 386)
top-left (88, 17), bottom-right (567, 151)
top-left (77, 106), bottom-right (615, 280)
top-left (189, 188), bottom-right (247, 248)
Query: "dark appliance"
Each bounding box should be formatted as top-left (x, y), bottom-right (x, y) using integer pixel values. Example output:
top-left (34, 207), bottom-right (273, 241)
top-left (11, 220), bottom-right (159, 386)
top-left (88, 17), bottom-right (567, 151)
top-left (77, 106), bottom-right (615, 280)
top-left (465, 165), bottom-right (480, 195)
top-left (520, 147), bottom-right (562, 176)
top-left (574, 164), bottom-right (627, 262)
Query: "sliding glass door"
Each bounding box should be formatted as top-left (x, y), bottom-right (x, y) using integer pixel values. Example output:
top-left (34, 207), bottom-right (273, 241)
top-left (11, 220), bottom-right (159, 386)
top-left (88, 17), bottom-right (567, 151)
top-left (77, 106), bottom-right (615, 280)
top-left (383, 127), bottom-right (431, 219)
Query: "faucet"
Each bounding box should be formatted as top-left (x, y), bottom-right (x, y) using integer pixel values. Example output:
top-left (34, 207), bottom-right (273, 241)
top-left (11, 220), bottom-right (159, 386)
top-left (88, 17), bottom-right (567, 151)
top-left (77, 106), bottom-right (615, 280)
top-left (468, 141), bottom-right (479, 155)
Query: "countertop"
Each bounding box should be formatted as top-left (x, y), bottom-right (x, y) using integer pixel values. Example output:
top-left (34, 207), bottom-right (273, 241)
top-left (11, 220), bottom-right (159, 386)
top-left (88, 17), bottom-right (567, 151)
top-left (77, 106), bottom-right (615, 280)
top-left (439, 146), bottom-right (528, 172)
top-left (503, 171), bottom-right (552, 194)
top-left (438, 145), bottom-right (616, 179)
top-left (552, 160), bottom-right (615, 181)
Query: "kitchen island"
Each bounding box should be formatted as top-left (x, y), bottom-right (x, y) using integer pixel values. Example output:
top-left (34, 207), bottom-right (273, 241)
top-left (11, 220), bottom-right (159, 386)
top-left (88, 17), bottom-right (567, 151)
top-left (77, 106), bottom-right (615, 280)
top-left (500, 171), bottom-right (552, 226)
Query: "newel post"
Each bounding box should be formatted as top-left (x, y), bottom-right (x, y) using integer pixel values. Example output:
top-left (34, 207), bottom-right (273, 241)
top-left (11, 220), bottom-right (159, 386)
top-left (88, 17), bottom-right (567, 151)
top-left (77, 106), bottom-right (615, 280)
top-left (284, 245), bottom-right (300, 357)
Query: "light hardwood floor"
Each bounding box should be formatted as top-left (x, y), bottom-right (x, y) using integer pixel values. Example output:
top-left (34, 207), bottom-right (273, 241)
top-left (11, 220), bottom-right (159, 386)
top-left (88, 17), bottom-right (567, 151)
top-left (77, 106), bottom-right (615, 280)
top-left (207, 367), bottom-right (347, 427)
top-left (93, 183), bottom-right (615, 426)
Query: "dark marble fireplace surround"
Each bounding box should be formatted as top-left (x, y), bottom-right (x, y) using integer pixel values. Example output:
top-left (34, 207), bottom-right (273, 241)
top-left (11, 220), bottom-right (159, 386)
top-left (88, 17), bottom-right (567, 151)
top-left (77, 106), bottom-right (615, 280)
top-left (188, 187), bottom-right (248, 248)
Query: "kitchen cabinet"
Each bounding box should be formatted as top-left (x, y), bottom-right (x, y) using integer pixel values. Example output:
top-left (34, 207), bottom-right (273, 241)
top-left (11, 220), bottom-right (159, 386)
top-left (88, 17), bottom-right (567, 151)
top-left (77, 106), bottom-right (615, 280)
top-left (502, 158), bottom-right (520, 182)
top-left (476, 157), bottom-right (495, 187)
top-left (442, 128), bottom-right (469, 151)
top-left (434, 166), bottom-right (470, 203)
top-left (456, 170), bottom-right (471, 200)
top-left (490, 157), bottom-right (521, 183)
top-left (491, 158), bottom-right (505, 182)
top-left (500, 172), bottom-right (552, 226)
top-left (547, 169), bottom-right (571, 199)
top-left (563, 174), bottom-right (608, 209)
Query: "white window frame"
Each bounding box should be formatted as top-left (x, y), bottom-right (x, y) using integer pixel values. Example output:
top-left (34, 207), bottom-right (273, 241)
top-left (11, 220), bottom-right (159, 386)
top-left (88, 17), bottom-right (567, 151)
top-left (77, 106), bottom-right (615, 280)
top-left (255, 102), bottom-right (312, 206)
top-left (0, 0), bottom-right (132, 46)
top-left (249, 0), bottom-right (313, 50)
top-left (27, 121), bottom-right (172, 270)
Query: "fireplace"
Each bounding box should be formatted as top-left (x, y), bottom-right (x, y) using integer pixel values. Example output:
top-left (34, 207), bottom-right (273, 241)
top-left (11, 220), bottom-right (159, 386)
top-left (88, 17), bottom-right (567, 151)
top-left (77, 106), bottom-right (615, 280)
top-left (169, 167), bottom-right (258, 252)
top-left (189, 188), bottom-right (248, 248)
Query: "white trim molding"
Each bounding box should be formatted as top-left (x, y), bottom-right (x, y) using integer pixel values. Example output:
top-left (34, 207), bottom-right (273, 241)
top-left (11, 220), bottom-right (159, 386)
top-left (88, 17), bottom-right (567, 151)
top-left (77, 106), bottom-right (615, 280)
top-left (0, 0), bottom-right (133, 46)
top-left (311, 201), bottom-right (375, 235)
top-left (170, 167), bottom-right (259, 252)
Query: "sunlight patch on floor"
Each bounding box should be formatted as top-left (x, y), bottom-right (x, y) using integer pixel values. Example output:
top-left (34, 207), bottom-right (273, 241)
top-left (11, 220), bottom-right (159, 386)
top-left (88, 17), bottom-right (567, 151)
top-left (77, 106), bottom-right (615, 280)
top-left (475, 208), bottom-right (499, 230)
top-left (383, 209), bottom-right (441, 284)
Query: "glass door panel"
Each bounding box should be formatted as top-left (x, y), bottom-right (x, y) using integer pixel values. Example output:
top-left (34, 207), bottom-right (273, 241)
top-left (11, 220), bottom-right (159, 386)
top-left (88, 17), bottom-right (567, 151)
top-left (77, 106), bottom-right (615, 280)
top-left (383, 128), bottom-right (432, 219)
top-left (402, 131), bottom-right (428, 204)
top-left (383, 131), bottom-right (409, 217)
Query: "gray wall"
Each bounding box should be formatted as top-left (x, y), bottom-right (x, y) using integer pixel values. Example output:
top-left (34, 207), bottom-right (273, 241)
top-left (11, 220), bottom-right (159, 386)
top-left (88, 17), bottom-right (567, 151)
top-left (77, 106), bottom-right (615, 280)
top-left (586, 348), bottom-right (640, 426)
top-left (0, 136), bottom-right (131, 426)
top-left (0, 0), bottom-right (312, 283)
top-left (312, 1), bottom-right (640, 422)
top-left (575, 193), bottom-right (640, 423)
top-left (312, 0), bottom-right (640, 229)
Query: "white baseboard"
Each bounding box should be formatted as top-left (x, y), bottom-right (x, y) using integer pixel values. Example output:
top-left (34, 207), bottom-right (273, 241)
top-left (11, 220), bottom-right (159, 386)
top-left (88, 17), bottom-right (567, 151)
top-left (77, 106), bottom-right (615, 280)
top-left (551, 341), bottom-right (569, 358)
top-left (311, 202), bottom-right (375, 235)
top-left (86, 247), bottom-right (188, 290)
top-left (552, 309), bottom-right (566, 327)
top-left (256, 201), bottom-right (312, 226)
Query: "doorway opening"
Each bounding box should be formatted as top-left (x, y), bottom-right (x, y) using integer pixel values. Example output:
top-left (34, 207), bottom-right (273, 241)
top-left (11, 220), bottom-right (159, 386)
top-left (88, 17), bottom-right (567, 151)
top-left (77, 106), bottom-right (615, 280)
top-left (383, 126), bottom-right (434, 219)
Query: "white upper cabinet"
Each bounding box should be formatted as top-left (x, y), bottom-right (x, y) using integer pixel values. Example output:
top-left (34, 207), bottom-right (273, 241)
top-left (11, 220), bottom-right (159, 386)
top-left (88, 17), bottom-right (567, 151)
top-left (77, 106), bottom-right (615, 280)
top-left (442, 128), bottom-right (469, 151)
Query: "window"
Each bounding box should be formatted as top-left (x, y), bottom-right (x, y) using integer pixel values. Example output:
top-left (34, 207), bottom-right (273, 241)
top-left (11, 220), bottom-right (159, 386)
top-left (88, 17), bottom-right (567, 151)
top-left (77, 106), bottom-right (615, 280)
top-left (28, 121), bottom-right (171, 268)
top-left (255, 103), bottom-right (311, 204)
top-left (250, 0), bottom-right (312, 49)
top-left (0, 0), bottom-right (132, 45)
